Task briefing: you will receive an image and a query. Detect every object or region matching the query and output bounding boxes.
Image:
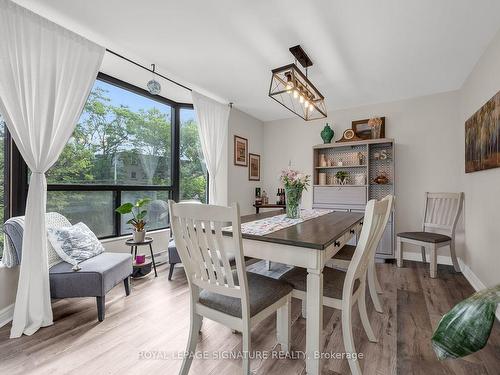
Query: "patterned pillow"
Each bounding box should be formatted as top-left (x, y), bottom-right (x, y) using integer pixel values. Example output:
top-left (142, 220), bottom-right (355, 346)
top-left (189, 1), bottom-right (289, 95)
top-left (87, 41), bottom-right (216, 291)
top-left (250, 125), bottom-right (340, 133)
top-left (47, 222), bottom-right (104, 268)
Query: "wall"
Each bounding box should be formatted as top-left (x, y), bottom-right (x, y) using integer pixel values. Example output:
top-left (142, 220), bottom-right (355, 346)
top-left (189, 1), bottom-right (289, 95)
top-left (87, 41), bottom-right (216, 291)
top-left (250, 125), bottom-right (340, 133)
top-left (458, 28), bottom-right (500, 288)
top-left (228, 108), bottom-right (265, 215)
top-left (263, 91), bottom-right (463, 258)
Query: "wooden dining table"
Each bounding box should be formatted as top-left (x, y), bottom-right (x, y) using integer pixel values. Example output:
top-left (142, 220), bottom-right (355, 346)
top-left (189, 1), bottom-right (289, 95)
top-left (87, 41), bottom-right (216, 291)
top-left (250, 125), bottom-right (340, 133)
top-left (223, 209), bottom-right (364, 375)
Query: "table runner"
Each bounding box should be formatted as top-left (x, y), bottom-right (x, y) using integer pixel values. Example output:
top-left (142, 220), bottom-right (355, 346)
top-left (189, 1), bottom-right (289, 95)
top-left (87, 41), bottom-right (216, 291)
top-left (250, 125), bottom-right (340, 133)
top-left (226, 209), bottom-right (333, 236)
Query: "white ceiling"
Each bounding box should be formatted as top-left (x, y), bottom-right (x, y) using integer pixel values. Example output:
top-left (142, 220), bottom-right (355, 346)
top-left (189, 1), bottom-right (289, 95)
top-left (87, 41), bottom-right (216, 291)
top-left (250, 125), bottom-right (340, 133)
top-left (13, 0), bottom-right (500, 122)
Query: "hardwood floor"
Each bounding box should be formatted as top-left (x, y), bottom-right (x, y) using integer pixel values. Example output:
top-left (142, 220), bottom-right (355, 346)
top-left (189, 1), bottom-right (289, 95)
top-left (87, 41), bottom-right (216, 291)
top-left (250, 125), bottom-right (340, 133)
top-left (0, 261), bottom-right (499, 375)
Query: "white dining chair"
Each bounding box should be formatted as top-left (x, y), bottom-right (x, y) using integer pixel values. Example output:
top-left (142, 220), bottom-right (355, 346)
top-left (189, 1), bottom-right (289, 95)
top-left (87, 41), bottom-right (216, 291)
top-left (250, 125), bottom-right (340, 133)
top-left (396, 192), bottom-right (464, 278)
top-left (168, 201), bottom-right (293, 375)
top-left (329, 195), bottom-right (395, 314)
top-left (280, 196), bottom-right (393, 375)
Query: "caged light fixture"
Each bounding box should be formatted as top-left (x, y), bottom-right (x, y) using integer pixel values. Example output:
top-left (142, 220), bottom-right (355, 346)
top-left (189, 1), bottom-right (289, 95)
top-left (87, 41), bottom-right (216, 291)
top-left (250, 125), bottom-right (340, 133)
top-left (269, 45), bottom-right (327, 121)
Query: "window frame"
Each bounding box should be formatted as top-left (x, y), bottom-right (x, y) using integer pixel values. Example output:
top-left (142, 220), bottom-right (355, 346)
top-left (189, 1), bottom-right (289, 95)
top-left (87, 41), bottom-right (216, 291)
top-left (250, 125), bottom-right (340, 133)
top-left (11, 72), bottom-right (207, 239)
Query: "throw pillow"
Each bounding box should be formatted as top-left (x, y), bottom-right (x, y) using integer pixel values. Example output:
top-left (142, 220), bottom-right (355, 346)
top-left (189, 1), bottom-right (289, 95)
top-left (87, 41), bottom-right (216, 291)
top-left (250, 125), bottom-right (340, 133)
top-left (47, 222), bottom-right (104, 270)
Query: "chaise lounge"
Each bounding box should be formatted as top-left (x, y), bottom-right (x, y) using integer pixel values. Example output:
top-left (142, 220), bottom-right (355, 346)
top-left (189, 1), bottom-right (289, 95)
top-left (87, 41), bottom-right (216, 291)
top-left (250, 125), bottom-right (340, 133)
top-left (4, 213), bottom-right (132, 322)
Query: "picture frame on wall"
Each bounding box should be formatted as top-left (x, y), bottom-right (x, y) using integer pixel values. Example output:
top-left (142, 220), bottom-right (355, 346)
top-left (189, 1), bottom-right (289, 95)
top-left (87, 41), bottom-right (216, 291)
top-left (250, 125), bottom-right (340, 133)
top-left (352, 117), bottom-right (386, 139)
top-left (248, 153), bottom-right (260, 181)
top-left (233, 135), bottom-right (248, 166)
top-left (465, 90), bottom-right (500, 173)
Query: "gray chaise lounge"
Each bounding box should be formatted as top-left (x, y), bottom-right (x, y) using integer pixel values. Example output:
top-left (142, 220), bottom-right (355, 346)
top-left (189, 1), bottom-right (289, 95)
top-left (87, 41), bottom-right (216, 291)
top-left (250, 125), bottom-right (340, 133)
top-left (4, 214), bottom-right (133, 322)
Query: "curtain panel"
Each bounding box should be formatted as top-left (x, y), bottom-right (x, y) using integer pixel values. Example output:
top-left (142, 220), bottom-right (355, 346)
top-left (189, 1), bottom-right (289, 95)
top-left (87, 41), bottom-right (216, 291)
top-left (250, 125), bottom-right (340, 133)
top-left (191, 91), bottom-right (230, 205)
top-left (0, 0), bottom-right (104, 337)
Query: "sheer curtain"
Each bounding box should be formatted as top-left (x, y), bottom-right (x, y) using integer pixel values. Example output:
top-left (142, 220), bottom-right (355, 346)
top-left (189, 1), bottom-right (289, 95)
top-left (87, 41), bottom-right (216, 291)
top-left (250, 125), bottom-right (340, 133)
top-left (191, 91), bottom-right (230, 204)
top-left (0, 0), bottom-right (104, 337)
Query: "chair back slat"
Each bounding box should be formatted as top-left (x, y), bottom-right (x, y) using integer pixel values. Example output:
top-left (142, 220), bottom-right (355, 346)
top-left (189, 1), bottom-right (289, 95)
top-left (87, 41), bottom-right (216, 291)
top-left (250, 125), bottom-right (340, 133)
top-left (423, 192), bottom-right (464, 236)
top-left (347, 195), bottom-right (394, 289)
top-left (169, 201), bottom-right (247, 301)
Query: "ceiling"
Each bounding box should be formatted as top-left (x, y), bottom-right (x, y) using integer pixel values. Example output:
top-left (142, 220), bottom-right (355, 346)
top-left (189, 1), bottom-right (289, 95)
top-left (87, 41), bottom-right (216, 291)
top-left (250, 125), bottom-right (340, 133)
top-left (13, 0), bottom-right (500, 122)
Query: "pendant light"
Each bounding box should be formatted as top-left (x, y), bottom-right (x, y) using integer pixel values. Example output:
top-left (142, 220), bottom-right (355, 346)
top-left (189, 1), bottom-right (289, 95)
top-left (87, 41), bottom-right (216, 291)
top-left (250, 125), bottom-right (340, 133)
top-left (269, 45), bottom-right (327, 121)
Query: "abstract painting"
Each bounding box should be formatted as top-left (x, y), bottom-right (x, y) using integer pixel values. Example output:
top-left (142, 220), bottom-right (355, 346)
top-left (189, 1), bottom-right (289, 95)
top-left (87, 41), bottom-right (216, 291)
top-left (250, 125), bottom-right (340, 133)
top-left (465, 90), bottom-right (500, 173)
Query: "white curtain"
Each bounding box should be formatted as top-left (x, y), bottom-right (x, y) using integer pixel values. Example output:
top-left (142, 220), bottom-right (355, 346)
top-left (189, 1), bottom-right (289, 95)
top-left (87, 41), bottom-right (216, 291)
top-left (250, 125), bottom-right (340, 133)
top-left (191, 91), bottom-right (230, 204)
top-left (0, 0), bottom-right (104, 337)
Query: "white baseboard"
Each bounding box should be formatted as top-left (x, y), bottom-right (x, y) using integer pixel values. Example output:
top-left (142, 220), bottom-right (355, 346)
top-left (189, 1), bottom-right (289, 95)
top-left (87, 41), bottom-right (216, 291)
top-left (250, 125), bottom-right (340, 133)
top-left (403, 252), bottom-right (500, 321)
top-left (0, 303), bottom-right (14, 328)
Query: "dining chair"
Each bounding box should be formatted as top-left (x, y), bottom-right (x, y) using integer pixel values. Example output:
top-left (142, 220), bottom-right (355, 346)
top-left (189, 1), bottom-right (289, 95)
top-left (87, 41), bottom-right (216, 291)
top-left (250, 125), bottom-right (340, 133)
top-left (329, 195), bottom-right (395, 313)
top-left (168, 201), bottom-right (293, 375)
top-left (396, 192), bottom-right (464, 278)
top-left (279, 196), bottom-right (393, 375)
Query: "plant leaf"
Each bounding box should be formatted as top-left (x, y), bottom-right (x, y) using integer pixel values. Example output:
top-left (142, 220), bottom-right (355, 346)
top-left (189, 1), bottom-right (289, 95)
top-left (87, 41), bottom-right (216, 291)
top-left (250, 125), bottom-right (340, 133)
top-left (116, 203), bottom-right (133, 214)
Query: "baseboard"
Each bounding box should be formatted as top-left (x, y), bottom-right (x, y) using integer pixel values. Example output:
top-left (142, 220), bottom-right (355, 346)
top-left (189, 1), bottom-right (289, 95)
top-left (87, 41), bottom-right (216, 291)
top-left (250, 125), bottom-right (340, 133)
top-left (0, 303), bottom-right (14, 328)
top-left (403, 252), bottom-right (500, 321)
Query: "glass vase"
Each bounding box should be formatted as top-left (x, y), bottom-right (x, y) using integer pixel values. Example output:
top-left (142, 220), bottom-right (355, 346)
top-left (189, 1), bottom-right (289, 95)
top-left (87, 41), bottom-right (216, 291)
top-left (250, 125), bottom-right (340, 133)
top-left (285, 186), bottom-right (302, 219)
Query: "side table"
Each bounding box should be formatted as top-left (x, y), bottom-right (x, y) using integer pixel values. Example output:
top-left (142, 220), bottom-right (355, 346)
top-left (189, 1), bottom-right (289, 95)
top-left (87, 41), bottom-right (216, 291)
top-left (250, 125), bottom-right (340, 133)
top-left (126, 237), bottom-right (158, 277)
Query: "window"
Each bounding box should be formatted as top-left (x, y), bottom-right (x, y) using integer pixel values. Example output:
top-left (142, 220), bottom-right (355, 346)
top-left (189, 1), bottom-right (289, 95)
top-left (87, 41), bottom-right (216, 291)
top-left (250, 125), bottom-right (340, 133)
top-left (24, 72), bottom-right (208, 238)
top-left (179, 108), bottom-right (207, 203)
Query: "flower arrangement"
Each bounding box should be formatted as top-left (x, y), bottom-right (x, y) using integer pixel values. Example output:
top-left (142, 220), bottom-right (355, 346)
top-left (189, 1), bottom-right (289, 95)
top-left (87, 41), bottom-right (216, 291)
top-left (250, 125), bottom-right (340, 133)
top-left (280, 168), bottom-right (310, 219)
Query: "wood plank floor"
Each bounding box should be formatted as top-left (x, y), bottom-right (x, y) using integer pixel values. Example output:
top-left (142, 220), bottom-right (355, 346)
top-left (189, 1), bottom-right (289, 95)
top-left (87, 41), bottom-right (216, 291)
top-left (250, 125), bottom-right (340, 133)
top-left (0, 261), bottom-right (499, 375)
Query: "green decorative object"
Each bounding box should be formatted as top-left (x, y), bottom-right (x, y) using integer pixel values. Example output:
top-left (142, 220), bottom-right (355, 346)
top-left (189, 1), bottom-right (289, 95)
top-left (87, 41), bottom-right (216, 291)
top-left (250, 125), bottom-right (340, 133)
top-left (280, 168), bottom-right (310, 219)
top-left (320, 123), bottom-right (334, 143)
top-left (431, 284), bottom-right (500, 360)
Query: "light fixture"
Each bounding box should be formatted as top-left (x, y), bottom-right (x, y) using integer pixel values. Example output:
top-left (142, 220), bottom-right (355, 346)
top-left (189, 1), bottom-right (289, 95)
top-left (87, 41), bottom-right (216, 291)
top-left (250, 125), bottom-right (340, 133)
top-left (269, 45), bottom-right (327, 121)
top-left (147, 64), bottom-right (161, 95)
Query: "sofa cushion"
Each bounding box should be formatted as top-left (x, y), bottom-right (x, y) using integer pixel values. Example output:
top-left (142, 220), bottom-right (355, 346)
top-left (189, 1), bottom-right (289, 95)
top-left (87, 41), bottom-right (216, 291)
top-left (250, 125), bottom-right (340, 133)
top-left (279, 266), bottom-right (359, 300)
top-left (397, 231), bottom-right (451, 243)
top-left (198, 270), bottom-right (292, 318)
top-left (49, 252), bottom-right (132, 298)
top-left (47, 222), bottom-right (104, 267)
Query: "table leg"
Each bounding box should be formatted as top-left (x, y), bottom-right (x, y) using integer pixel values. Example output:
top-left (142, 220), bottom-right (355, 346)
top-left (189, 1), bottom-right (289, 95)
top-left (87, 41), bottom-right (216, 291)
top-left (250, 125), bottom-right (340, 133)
top-left (149, 243), bottom-right (158, 277)
top-left (306, 267), bottom-right (323, 375)
top-left (256, 207), bottom-right (260, 214)
top-left (134, 246), bottom-right (138, 260)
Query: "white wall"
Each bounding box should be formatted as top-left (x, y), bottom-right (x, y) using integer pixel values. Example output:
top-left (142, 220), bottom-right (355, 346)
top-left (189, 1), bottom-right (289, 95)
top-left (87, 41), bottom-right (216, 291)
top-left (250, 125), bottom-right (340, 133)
top-left (458, 29), bottom-right (500, 288)
top-left (228, 108), bottom-right (265, 215)
top-left (263, 91), bottom-right (463, 258)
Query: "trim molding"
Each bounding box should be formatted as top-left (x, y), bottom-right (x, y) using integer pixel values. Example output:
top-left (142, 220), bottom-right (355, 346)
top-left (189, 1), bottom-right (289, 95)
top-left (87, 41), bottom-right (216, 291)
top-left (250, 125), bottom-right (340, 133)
top-left (0, 303), bottom-right (14, 328)
top-left (403, 252), bottom-right (500, 321)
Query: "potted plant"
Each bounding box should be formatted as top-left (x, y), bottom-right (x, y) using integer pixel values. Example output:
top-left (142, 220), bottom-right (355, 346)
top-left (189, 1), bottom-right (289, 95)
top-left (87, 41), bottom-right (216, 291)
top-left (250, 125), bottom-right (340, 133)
top-left (280, 168), bottom-right (310, 219)
top-left (116, 198), bottom-right (151, 242)
top-left (335, 171), bottom-right (349, 185)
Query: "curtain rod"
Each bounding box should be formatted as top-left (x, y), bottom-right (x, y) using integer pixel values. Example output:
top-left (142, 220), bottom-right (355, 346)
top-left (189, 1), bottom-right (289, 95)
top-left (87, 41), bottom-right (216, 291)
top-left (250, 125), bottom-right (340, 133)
top-left (106, 48), bottom-right (193, 92)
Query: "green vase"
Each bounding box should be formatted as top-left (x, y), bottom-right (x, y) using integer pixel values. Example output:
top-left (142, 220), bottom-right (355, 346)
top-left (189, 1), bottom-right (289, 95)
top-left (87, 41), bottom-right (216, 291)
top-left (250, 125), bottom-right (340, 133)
top-left (321, 123), bottom-right (334, 143)
top-left (284, 185), bottom-right (303, 219)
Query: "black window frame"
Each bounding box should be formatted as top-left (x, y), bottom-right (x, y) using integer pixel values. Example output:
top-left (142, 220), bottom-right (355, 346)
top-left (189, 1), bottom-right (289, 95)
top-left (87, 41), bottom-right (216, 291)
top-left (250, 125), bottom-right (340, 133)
top-left (10, 72), bottom-right (206, 239)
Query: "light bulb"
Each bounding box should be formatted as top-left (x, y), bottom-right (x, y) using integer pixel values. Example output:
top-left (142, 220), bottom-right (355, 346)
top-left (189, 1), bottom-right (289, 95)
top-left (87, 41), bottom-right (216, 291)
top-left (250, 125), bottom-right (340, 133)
top-left (286, 83), bottom-right (292, 91)
top-left (304, 99), bottom-right (309, 108)
top-left (293, 89), bottom-right (299, 98)
top-left (299, 95), bottom-right (304, 103)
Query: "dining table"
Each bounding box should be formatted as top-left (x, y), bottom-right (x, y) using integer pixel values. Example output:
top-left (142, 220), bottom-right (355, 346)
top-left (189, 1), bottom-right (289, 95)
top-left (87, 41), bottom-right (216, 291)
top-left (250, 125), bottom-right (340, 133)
top-left (222, 209), bottom-right (364, 375)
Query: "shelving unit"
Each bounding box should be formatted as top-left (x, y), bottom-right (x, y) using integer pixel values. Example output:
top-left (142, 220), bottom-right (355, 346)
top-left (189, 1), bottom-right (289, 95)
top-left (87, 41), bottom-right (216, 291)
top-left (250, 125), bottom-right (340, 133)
top-left (312, 138), bottom-right (395, 259)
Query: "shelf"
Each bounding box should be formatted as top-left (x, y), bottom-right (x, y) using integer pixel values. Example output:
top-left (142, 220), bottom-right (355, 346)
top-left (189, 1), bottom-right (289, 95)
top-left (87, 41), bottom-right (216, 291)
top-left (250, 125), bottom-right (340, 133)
top-left (315, 165), bottom-right (367, 169)
top-left (313, 184), bottom-right (368, 187)
top-left (370, 183), bottom-right (393, 187)
top-left (313, 138), bottom-right (394, 149)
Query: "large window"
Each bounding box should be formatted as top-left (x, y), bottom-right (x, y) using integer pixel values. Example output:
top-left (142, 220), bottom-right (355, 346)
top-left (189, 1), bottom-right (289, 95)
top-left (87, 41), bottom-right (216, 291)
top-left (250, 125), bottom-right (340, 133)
top-left (39, 73), bottom-right (207, 237)
top-left (180, 108), bottom-right (207, 202)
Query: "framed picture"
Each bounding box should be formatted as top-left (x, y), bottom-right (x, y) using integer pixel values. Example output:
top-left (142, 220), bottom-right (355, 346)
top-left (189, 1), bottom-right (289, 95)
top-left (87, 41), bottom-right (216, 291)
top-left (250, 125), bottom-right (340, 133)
top-left (248, 153), bottom-right (260, 181)
top-left (465, 90), bottom-right (500, 173)
top-left (233, 135), bottom-right (248, 166)
top-left (352, 117), bottom-right (386, 139)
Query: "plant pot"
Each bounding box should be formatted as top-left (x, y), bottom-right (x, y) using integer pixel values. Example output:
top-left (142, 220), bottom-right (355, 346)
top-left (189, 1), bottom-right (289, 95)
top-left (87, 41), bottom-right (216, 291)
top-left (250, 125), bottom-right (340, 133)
top-left (133, 230), bottom-right (146, 243)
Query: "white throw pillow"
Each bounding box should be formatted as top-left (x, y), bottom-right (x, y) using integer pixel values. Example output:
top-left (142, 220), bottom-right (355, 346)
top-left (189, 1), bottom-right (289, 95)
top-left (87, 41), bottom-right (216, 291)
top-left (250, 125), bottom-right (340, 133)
top-left (47, 222), bottom-right (104, 268)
